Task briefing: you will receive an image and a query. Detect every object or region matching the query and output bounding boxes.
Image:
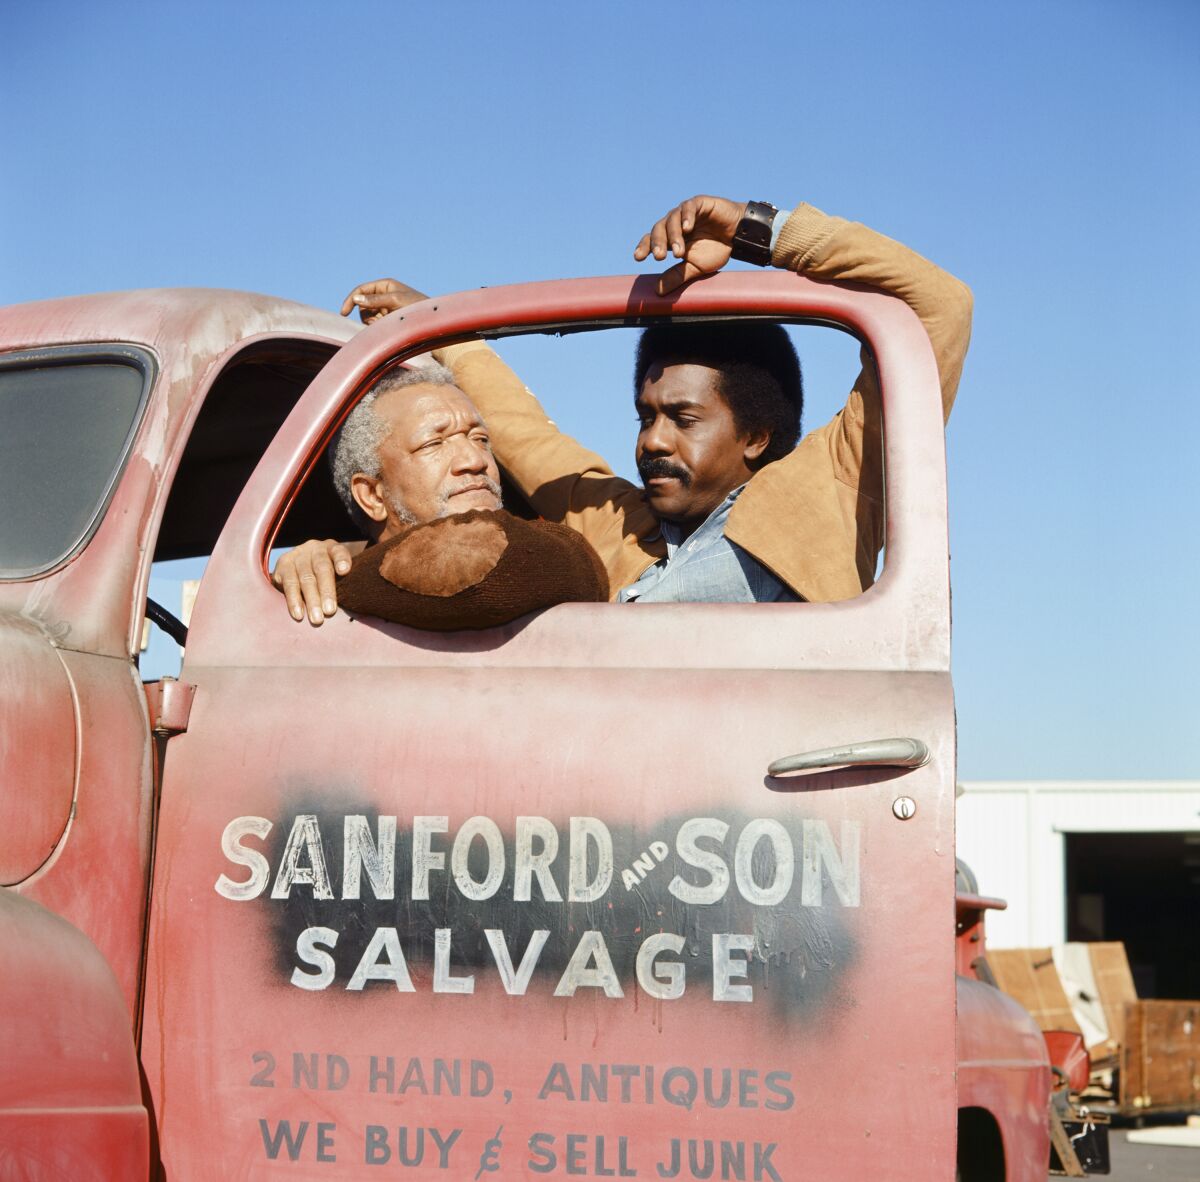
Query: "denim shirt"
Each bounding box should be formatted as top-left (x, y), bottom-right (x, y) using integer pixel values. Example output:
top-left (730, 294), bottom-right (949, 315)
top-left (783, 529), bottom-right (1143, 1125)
top-left (617, 487), bottom-right (800, 604)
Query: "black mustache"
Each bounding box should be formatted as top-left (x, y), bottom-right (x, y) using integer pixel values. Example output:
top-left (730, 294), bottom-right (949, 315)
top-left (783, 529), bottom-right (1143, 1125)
top-left (638, 457), bottom-right (692, 487)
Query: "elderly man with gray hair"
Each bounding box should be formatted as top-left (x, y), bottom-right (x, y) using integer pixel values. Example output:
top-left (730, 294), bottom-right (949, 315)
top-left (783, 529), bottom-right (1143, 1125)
top-left (273, 359), bottom-right (503, 623)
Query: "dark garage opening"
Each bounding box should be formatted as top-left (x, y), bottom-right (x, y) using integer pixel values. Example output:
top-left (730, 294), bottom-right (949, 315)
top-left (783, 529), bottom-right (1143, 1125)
top-left (1065, 831), bottom-right (1200, 999)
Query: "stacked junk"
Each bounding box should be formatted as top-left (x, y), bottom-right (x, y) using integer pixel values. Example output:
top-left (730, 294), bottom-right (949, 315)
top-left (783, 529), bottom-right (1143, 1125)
top-left (990, 942), bottom-right (1200, 1117)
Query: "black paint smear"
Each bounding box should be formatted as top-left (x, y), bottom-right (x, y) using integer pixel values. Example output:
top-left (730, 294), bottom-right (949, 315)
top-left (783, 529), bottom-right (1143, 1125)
top-left (256, 801), bottom-right (858, 1020)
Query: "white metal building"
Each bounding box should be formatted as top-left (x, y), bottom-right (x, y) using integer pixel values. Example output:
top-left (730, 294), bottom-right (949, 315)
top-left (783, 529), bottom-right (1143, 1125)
top-left (956, 781), bottom-right (1200, 998)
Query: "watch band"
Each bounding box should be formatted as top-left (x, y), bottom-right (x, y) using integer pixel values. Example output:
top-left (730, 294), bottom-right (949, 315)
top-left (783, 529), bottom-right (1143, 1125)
top-left (730, 201), bottom-right (778, 267)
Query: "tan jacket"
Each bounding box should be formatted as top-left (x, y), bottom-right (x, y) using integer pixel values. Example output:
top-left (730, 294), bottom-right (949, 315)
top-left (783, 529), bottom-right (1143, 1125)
top-left (442, 204), bottom-right (973, 603)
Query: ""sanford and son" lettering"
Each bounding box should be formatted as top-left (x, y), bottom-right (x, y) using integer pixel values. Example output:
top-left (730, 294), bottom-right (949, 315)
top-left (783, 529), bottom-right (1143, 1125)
top-left (216, 814), bottom-right (858, 908)
top-left (214, 814), bottom-right (859, 1001)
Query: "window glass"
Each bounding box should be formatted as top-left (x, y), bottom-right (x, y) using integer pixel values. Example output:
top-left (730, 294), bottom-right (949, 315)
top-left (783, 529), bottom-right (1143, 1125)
top-left (0, 353), bottom-right (150, 577)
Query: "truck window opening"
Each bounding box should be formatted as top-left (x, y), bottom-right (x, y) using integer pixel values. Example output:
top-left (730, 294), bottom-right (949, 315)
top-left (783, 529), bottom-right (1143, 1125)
top-left (270, 320), bottom-right (878, 626)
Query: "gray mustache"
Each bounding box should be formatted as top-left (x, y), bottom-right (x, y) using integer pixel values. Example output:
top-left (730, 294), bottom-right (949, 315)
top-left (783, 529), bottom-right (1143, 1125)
top-left (450, 476), bottom-right (503, 499)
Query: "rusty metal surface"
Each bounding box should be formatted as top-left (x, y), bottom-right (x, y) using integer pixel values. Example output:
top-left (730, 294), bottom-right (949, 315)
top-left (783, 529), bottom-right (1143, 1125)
top-left (955, 892), bottom-right (1006, 981)
top-left (956, 892), bottom-right (1009, 919)
top-left (144, 667), bottom-right (957, 1180)
top-left (0, 1111), bottom-right (149, 1180)
top-left (954, 888), bottom-right (1056, 1178)
top-left (0, 277), bottom-right (1052, 1177)
top-left (146, 675), bottom-right (196, 735)
top-left (10, 651), bottom-right (156, 1013)
top-left (1045, 1031), bottom-right (1092, 1096)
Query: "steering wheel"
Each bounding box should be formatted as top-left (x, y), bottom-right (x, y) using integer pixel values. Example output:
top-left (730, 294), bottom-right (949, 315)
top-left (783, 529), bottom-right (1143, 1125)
top-left (146, 597), bottom-right (188, 647)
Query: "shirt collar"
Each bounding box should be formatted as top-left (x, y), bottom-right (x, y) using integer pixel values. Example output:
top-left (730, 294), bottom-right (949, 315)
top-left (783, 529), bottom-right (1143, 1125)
top-left (658, 484), bottom-right (747, 550)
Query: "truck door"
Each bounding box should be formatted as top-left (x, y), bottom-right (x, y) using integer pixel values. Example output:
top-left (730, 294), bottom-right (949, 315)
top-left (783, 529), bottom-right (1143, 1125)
top-left (142, 273), bottom-right (956, 1181)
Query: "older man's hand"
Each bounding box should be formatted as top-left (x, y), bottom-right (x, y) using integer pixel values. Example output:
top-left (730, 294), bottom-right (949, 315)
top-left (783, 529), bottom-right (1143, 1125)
top-left (634, 195), bottom-right (748, 295)
top-left (340, 278), bottom-right (429, 325)
top-left (272, 538), bottom-right (364, 625)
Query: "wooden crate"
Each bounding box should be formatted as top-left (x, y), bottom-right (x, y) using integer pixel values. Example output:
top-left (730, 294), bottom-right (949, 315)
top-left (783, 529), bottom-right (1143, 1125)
top-left (1120, 1000), bottom-right (1200, 1112)
top-left (988, 947), bottom-right (1080, 1034)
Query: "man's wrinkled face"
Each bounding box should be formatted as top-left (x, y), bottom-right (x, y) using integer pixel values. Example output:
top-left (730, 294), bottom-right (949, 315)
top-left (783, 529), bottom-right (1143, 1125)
top-left (354, 383), bottom-right (502, 541)
top-left (635, 362), bottom-right (766, 530)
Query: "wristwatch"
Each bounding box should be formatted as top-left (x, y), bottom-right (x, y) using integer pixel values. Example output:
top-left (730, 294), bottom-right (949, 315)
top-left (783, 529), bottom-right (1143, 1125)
top-left (730, 201), bottom-right (778, 267)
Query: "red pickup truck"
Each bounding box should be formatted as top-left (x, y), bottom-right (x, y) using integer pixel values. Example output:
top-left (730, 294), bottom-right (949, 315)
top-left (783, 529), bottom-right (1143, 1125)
top-left (0, 277), bottom-right (1105, 1179)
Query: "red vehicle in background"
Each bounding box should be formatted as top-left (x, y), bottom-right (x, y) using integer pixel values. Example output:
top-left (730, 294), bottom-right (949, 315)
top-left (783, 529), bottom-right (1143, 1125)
top-left (0, 276), bottom-right (1105, 1179)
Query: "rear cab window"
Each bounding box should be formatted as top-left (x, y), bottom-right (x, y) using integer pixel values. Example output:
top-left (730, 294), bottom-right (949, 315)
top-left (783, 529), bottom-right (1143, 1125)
top-left (0, 346), bottom-right (153, 579)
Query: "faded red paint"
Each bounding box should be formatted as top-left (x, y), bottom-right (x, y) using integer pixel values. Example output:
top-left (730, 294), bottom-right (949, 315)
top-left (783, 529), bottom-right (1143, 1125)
top-left (957, 976), bottom-right (1053, 1175)
top-left (0, 890), bottom-right (148, 1177)
top-left (0, 280), bottom-right (1059, 1180)
top-left (0, 616), bottom-right (76, 884)
top-left (0, 289), bottom-right (358, 659)
top-left (956, 891), bottom-right (1006, 979)
top-left (0, 290), bottom-right (357, 1022)
top-left (1044, 1030), bottom-right (1091, 1095)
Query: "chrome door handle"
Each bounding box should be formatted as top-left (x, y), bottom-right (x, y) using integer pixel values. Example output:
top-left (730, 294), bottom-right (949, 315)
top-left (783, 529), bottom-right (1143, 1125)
top-left (767, 738), bottom-right (930, 777)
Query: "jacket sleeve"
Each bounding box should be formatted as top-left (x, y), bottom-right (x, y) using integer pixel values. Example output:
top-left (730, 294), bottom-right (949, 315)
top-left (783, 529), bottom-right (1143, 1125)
top-left (725, 204), bottom-right (973, 599)
top-left (773, 203), bottom-right (973, 492)
top-left (438, 341), bottom-right (661, 596)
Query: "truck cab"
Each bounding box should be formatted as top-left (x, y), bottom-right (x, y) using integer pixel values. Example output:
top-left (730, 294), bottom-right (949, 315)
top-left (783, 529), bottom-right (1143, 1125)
top-left (1, 276), bottom-right (1061, 1180)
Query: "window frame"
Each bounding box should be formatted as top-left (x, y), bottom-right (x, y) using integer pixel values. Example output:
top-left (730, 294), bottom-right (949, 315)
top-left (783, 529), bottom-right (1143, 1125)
top-left (183, 272), bottom-right (951, 675)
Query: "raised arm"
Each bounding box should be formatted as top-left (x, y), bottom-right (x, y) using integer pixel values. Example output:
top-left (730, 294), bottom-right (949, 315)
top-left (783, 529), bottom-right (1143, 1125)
top-left (635, 195), bottom-right (972, 600)
top-left (759, 203), bottom-right (972, 593)
top-left (350, 277), bottom-right (662, 587)
top-left (634, 194), bottom-right (972, 425)
top-left (774, 203), bottom-right (973, 424)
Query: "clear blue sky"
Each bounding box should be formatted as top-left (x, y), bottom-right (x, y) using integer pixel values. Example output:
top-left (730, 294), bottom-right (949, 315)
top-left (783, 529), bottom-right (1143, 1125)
top-left (3, 0), bottom-right (1198, 779)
